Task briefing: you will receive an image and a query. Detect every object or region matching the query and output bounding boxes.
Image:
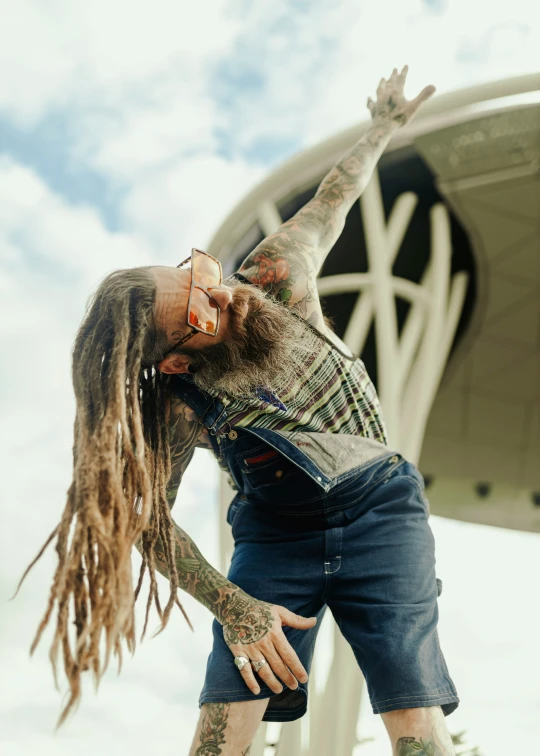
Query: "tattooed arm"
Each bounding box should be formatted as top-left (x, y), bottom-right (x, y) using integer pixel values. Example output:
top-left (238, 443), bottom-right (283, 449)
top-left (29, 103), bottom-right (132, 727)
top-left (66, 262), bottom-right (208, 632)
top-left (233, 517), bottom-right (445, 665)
top-left (141, 394), bottom-right (317, 696)
top-left (140, 393), bottom-right (253, 624)
top-left (153, 520), bottom-right (317, 698)
top-left (164, 393), bottom-right (213, 509)
top-left (237, 66), bottom-right (435, 328)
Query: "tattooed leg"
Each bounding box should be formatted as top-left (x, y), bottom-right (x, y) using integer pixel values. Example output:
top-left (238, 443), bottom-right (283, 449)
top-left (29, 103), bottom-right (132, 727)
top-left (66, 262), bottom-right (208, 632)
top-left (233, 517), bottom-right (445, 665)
top-left (192, 703), bottom-right (230, 756)
top-left (189, 699), bottom-right (269, 756)
top-left (380, 706), bottom-right (456, 756)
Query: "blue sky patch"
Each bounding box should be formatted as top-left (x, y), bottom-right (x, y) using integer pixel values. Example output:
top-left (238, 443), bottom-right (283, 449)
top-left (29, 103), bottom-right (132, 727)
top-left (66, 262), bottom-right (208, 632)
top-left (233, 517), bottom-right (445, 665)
top-left (0, 111), bottom-right (124, 231)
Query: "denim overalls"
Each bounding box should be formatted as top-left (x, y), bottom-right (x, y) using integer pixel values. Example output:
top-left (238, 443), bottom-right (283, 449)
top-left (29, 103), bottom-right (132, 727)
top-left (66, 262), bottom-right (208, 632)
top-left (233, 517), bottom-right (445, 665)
top-left (169, 372), bottom-right (397, 500)
top-left (169, 375), bottom-right (459, 721)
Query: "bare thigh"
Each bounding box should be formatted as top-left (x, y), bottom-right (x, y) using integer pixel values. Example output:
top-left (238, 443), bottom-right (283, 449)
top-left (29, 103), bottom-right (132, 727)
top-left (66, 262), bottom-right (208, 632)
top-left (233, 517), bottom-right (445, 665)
top-left (188, 698), bottom-right (271, 755)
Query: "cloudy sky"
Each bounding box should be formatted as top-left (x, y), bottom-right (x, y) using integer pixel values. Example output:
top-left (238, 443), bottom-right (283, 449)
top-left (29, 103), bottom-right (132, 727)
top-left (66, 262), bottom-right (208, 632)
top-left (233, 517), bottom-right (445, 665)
top-left (1, 0), bottom-right (538, 754)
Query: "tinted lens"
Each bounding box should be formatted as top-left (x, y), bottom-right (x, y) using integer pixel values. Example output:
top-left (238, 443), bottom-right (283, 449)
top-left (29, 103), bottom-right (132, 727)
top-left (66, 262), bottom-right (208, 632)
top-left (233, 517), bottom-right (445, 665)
top-left (192, 248), bottom-right (221, 286)
top-left (189, 250), bottom-right (221, 334)
top-left (188, 289), bottom-right (218, 334)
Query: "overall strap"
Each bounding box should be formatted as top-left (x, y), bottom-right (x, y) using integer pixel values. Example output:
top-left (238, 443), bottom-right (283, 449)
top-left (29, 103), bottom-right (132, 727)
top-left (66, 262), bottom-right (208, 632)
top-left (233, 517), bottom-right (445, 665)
top-left (169, 374), bottom-right (229, 435)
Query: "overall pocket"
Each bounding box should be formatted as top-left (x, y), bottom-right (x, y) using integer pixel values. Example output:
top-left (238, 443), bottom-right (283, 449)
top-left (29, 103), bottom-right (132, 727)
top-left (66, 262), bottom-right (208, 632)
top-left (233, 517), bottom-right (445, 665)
top-left (235, 443), bottom-right (297, 488)
top-left (234, 442), bottom-right (325, 506)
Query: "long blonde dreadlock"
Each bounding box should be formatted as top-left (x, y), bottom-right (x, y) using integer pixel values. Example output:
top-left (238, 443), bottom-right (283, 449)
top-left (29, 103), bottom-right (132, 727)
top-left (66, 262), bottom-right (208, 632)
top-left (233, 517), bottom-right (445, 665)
top-left (14, 266), bottom-right (191, 727)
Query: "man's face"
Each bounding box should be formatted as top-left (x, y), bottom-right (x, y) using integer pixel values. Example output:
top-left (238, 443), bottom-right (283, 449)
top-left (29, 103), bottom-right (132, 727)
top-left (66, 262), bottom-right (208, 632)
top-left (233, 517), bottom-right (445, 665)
top-left (152, 266), bottom-right (316, 398)
top-left (152, 265), bottom-right (242, 370)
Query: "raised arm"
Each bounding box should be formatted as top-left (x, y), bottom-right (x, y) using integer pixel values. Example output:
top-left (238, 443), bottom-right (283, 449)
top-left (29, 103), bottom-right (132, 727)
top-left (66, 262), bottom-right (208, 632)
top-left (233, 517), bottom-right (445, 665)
top-left (141, 393), bottom-right (317, 696)
top-left (237, 66), bottom-right (435, 327)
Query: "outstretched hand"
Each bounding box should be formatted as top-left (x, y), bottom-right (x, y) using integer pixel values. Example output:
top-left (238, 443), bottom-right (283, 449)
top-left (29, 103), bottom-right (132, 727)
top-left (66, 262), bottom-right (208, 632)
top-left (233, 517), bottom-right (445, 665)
top-left (367, 65), bottom-right (435, 129)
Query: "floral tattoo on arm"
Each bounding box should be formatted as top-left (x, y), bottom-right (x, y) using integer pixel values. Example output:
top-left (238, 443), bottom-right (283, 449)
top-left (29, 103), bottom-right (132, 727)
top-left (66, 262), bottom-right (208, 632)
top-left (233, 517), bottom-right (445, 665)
top-left (237, 66), bottom-right (435, 331)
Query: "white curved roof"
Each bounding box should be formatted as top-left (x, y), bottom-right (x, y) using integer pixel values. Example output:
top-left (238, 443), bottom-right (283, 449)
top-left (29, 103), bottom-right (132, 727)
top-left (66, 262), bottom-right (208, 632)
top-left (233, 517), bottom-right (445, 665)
top-left (208, 73), bottom-right (540, 263)
top-left (209, 74), bottom-right (540, 532)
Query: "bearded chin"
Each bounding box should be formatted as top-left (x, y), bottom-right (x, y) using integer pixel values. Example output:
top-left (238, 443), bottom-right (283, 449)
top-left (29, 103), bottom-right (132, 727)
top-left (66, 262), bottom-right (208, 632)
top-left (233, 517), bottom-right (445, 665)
top-left (190, 286), bottom-right (318, 400)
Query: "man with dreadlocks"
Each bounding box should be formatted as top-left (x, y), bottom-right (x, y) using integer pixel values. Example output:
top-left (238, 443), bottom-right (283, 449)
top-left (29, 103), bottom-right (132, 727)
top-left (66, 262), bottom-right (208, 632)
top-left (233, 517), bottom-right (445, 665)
top-left (21, 67), bottom-right (460, 755)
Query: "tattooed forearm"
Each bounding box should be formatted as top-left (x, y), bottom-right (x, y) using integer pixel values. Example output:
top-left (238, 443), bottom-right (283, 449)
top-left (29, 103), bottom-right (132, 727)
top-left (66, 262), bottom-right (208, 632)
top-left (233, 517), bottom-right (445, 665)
top-left (153, 523), bottom-right (273, 634)
top-left (237, 69), bottom-right (434, 332)
top-left (311, 118), bottom-right (397, 242)
top-left (194, 703), bottom-right (230, 755)
top-left (237, 120), bottom-right (396, 324)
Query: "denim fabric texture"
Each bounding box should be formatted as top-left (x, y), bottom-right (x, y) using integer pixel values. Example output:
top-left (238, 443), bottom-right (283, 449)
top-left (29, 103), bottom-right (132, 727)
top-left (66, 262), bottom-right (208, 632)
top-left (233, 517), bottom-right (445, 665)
top-left (169, 376), bottom-right (459, 721)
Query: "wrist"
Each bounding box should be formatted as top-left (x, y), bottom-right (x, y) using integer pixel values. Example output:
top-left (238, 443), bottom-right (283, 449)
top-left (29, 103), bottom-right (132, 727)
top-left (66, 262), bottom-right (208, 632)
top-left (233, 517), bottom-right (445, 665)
top-left (212, 585), bottom-right (251, 625)
top-left (370, 117), bottom-right (401, 136)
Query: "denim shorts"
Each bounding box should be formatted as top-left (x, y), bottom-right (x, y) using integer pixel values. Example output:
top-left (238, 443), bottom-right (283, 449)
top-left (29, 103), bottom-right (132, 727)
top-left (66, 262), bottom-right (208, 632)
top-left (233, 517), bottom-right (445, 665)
top-left (199, 452), bottom-right (459, 721)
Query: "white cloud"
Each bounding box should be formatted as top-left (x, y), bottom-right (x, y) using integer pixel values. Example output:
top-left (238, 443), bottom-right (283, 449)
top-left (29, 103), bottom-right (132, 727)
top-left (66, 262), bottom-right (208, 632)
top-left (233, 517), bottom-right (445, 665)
top-left (301, 0), bottom-right (540, 146)
top-left (119, 154), bottom-right (266, 258)
top-left (0, 158), bottom-right (153, 462)
top-left (0, 158), bottom-right (150, 281)
top-left (0, 0), bottom-right (240, 126)
top-left (0, 160), bottom-right (220, 746)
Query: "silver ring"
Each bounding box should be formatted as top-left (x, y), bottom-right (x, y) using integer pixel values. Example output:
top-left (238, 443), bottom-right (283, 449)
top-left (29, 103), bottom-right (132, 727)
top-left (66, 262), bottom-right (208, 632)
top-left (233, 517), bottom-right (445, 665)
top-left (234, 655), bottom-right (250, 672)
top-left (251, 659), bottom-right (267, 673)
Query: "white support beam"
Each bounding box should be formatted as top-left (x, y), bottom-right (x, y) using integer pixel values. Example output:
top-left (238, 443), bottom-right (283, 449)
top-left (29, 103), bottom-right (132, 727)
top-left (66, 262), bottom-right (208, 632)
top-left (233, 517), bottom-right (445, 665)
top-left (341, 191), bottom-right (418, 357)
top-left (397, 264), bottom-right (433, 390)
top-left (275, 718), bottom-right (302, 755)
top-left (343, 290), bottom-right (374, 358)
top-left (361, 173), bottom-right (401, 447)
top-left (317, 272), bottom-right (372, 296)
top-left (402, 204), bottom-right (453, 463)
top-left (308, 621), bottom-right (365, 756)
top-left (403, 270), bottom-right (468, 464)
top-left (386, 192), bottom-right (419, 266)
top-left (256, 200), bottom-right (284, 235)
top-left (250, 720), bottom-right (269, 756)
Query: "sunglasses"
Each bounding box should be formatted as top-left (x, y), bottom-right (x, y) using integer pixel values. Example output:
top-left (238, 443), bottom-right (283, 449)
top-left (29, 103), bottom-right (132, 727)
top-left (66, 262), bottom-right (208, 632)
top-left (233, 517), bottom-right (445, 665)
top-left (160, 248), bottom-right (223, 361)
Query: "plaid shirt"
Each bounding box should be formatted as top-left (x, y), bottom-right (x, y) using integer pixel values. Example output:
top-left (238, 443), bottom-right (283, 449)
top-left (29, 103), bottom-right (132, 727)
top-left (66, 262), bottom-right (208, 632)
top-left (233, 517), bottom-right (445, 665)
top-left (208, 310), bottom-right (388, 447)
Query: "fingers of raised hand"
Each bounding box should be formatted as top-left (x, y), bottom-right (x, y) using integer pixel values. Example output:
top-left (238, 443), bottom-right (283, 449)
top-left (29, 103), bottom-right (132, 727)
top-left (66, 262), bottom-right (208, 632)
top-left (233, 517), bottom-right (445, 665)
top-left (398, 64), bottom-right (409, 83)
top-left (388, 66), bottom-right (408, 96)
top-left (413, 84), bottom-right (436, 106)
top-left (376, 68), bottom-right (405, 104)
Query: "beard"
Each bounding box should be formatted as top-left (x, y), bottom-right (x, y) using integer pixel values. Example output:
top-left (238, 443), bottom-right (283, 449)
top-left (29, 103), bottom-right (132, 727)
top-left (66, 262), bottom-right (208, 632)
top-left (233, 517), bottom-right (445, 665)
top-left (177, 276), bottom-right (322, 400)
